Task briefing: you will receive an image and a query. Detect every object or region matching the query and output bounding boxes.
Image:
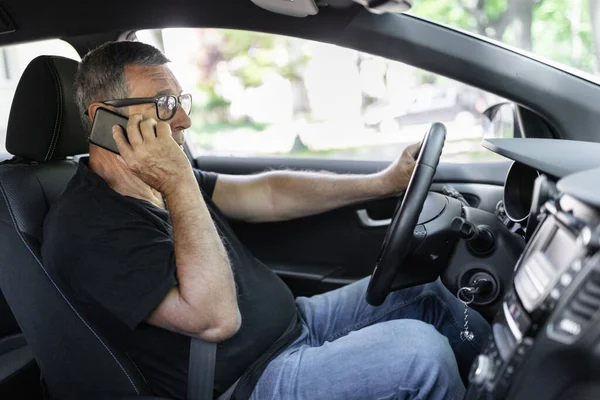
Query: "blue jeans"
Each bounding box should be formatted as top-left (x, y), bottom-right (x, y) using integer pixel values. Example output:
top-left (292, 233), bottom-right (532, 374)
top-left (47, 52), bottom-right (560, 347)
top-left (249, 278), bottom-right (490, 400)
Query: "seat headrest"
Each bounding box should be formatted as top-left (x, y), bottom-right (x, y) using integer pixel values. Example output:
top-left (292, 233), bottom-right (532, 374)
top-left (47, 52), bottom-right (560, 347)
top-left (6, 55), bottom-right (89, 162)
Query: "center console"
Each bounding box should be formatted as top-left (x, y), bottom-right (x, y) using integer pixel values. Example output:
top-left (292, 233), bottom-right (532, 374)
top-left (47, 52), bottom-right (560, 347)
top-left (467, 186), bottom-right (600, 399)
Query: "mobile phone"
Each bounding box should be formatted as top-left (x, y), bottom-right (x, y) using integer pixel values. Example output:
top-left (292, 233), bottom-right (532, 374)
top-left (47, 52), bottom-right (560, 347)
top-left (88, 107), bottom-right (129, 154)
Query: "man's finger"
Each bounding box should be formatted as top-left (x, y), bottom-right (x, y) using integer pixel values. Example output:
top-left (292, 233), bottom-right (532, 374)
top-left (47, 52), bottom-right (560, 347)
top-left (113, 125), bottom-right (133, 158)
top-left (155, 121), bottom-right (172, 140)
top-left (139, 118), bottom-right (158, 142)
top-left (126, 114), bottom-right (144, 147)
top-left (407, 141), bottom-right (421, 159)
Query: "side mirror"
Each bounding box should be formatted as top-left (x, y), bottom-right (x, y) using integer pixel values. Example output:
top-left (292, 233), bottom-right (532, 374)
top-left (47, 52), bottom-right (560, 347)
top-left (483, 102), bottom-right (522, 138)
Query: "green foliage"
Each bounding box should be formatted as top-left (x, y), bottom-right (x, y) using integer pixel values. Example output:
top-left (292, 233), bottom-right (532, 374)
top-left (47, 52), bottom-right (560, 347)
top-left (411, 0), bottom-right (597, 73)
top-left (483, 0), bottom-right (509, 22)
top-left (220, 30), bottom-right (278, 59)
top-left (196, 83), bottom-right (230, 112)
top-left (214, 29), bottom-right (310, 88)
top-left (412, 1), bottom-right (472, 30)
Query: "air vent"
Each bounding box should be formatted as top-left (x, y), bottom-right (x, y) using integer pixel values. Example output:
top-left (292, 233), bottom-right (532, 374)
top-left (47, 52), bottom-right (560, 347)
top-left (567, 271), bottom-right (600, 322)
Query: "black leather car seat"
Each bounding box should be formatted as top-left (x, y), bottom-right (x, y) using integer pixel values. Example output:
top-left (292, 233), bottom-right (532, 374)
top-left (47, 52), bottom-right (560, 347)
top-left (0, 288), bottom-right (40, 398)
top-left (0, 55), bottom-right (156, 399)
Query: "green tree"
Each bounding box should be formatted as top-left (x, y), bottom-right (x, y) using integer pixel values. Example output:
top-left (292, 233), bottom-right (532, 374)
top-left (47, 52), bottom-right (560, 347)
top-left (591, 0), bottom-right (600, 72)
top-left (189, 29), bottom-right (312, 130)
top-left (412, 0), bottom-right (599, 74)
top-left (412, 0), bottom-right (534, 47)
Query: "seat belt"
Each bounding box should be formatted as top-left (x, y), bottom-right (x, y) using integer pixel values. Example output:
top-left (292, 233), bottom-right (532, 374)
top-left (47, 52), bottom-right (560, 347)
top-left (187, 338), bottom-right (217, 400)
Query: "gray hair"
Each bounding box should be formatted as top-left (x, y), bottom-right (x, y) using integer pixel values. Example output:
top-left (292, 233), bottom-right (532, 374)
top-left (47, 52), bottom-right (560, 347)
top-left (74, 41), bottom-right (170, 131)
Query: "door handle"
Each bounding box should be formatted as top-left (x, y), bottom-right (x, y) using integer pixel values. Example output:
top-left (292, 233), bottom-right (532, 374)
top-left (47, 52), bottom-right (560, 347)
top-left (356, 209), bottom-right (391, 228)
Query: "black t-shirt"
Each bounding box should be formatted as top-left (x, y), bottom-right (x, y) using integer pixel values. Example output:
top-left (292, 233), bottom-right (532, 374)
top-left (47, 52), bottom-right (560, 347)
top-left (41, 158), bottom-right (301, 399)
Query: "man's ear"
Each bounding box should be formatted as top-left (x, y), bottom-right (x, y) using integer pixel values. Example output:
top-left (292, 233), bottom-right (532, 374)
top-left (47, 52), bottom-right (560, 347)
top-left (87, 102), bottom-right (104, 125)
top-left (88, 103), bottom-right (125, 124)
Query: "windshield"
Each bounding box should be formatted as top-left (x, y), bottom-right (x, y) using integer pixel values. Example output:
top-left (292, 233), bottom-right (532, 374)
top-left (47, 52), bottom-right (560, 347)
top-left (410, 0), bottom-right (600, 80)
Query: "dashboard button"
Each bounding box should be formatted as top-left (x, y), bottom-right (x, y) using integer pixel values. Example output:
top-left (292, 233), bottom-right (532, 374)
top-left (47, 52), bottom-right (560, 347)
top-left (513, 339), bottom-right (533, 364)
top-left (414, 225), bottom-right (427, 237)
top-left (560, 273), bottom-right (573, 287)
top-left (557, 318), bottom-right (582, 337)
top-left (581, 226), bottom-right (600, 250)
top-left (469, 355), bottom-right (492, 385)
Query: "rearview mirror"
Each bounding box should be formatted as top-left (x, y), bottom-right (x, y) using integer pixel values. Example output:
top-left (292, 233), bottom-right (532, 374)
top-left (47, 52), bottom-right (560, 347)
top-left (354, 0), bottom-right (413, 14)
top-left (483, 102), bottom-right (521, 138)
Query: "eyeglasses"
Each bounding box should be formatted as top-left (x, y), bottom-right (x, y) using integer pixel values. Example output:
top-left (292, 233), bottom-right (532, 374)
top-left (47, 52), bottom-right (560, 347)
top-left (100, 93), bottom-right (193, 121)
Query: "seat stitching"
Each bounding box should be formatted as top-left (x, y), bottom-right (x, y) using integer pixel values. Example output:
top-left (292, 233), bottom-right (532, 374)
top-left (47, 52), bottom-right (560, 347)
top-left (0, 180), bottom-right (140, 395)
top-left (45, 58), bottom-right (62, 161)
top-left (43, 58), bottom-right (62, 161)
top-left (125, 352), bottom-right (152, 392)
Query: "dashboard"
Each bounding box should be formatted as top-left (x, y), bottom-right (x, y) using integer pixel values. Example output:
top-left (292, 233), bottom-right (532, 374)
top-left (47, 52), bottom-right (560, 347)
top-left (466, 139), bottom-right (600, 399)
top-left (483, 138), bottom-right (600, 227)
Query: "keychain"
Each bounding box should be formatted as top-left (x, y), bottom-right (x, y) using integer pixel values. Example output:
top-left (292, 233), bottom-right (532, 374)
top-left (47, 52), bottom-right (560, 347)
top-left (457, 286), bottom-right (476, 342)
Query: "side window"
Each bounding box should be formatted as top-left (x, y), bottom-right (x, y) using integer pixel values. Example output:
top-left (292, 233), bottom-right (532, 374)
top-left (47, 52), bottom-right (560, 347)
top-left (0, 39), bottom-right (80, 154)
top-left (137, 29), bottom-right (506, 162)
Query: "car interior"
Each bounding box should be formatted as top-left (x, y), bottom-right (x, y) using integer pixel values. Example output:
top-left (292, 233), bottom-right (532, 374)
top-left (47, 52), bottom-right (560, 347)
top-left (1, 0), bottom-right (600, 399)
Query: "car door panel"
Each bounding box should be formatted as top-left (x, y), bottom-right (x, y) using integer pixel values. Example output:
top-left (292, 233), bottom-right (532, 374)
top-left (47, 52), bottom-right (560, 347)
top-left (194, 156), bottom-right (509, 297)
top-left (196, 156), bottom-right (510, 185)
top-left (228, 197), bottom-right (393, 297)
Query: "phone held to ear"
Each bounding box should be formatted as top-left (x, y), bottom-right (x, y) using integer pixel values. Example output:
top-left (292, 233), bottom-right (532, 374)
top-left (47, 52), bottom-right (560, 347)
top-left (88, 107), bottom-right (129, 155)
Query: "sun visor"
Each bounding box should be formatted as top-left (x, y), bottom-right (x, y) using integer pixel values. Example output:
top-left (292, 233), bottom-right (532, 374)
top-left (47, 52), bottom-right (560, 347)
top-left (250, 0), bottom-right (319, 17)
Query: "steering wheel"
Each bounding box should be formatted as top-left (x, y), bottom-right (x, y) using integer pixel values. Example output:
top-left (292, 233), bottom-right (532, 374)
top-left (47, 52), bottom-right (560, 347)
top-left (366, 123), bottom-right (447, 306)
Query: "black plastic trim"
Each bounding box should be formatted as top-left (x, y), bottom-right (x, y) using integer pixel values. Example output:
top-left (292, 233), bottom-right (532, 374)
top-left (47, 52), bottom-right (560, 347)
top-left (196, 156), bottom-right (511, 186)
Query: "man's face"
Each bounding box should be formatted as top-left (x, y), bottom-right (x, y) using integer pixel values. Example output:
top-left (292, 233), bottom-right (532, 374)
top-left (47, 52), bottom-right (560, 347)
top-left (122, 64), bottom-right (191, 146)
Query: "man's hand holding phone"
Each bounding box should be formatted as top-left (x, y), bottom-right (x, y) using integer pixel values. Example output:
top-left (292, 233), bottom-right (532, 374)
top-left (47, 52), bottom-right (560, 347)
top-left (112, 114), bottom-right (194, 194)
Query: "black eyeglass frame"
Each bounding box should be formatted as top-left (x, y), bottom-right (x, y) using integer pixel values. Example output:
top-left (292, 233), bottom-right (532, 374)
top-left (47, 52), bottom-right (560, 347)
top-left (99, 93), bottom-right (193, 121)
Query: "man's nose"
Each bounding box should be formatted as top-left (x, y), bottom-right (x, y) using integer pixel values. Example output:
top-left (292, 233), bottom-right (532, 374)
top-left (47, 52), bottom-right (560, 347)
top-left (171, 105), bottom-right (192, 131)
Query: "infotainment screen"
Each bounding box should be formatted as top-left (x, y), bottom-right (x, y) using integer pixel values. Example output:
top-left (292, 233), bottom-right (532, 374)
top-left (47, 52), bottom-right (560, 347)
top-left (515, 218), bottom-right (581, 312)
top-left (544, 228), bottom-right (577, 272)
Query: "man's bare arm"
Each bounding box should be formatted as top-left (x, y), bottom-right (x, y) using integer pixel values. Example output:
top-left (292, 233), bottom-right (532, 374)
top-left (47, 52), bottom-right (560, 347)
top-left (146, 174), bottom-right (240, 342)
top-left (114, 115), bottom-right (240, 342)
top-left (212, 143), bottom-right (419, 223)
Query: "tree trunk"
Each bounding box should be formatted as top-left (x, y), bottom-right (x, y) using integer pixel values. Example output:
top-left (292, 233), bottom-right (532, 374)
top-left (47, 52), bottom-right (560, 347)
top-left (475, 0), bottom-right (536, 47)
top-left (570, 0), bottom-right (583, 65)
top-left (591, 0), bottom-right (600, 73)
top-left (511, 0), bottom-right (535, 51)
